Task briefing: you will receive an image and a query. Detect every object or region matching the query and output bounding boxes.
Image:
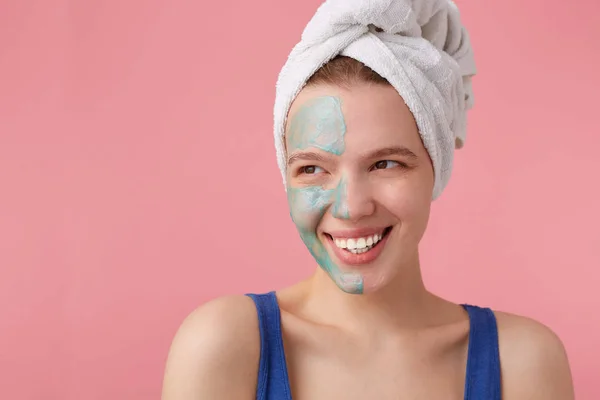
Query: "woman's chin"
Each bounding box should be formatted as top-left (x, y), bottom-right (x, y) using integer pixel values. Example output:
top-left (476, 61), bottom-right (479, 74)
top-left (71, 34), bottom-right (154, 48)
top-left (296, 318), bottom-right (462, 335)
top-left (328, 268), bottom-right (391, 295)
top-left (335, 271), bottom-right (364, 294)
top-left (359, 273), bottom-right (389, 293)
top-left (327, 246), bottom-right (396, 294)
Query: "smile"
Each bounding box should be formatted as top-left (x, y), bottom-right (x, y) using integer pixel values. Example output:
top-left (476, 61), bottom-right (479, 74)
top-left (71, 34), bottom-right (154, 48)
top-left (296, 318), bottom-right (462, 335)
top-left (324, 227), bottom-right (392, 265)
top-left (331, 227), bottom-right (390, 253)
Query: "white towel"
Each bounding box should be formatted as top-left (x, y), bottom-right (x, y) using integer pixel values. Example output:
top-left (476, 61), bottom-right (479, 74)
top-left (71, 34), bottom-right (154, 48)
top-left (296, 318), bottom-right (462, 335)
top-left (273, 0), bottom-right (476, 200)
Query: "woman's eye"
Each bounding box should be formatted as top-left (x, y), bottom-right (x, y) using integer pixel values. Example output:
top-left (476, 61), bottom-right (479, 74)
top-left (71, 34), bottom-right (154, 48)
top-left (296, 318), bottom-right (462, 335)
top-left (300, 165), bottom-right (324, 175)
top-left (373, 160), bottom-right (400, 170)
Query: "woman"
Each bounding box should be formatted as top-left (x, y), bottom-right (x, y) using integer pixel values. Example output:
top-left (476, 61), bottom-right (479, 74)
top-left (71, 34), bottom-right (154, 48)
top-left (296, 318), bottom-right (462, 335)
top-left (162, 0), bottom-right (574, 398)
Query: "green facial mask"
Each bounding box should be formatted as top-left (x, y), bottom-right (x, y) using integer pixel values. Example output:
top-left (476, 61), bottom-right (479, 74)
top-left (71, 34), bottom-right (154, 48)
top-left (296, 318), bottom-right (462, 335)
top-left (286, 96), bottom-right (363, 294)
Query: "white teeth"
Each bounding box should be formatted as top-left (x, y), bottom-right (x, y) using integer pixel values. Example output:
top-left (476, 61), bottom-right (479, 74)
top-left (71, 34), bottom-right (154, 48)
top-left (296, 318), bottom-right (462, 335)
top-left (349, 248), bottom-right (368, 254)
top-left (346, 238), bottom-right (357, 250)
top-left (334, 238), bottom-right (347, 248)
top-left (332, 230), bottom-right (386, 252)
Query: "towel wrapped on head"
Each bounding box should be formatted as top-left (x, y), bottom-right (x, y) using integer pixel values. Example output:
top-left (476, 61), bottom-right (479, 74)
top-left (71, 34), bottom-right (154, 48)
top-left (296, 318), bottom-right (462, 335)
top-left (273, 0), bottom-right (476, 200)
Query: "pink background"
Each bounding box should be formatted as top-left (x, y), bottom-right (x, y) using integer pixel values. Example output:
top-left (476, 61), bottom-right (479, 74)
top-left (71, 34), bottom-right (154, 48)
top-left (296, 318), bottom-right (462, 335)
top-left (1, 0), bottom-right (598, 398)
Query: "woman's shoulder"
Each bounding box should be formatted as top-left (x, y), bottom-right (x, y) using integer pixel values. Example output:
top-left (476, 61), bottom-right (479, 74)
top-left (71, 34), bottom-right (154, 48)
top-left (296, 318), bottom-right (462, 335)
top-left (161, 295), bottom-right (260, 399)
top-left (492, 310), bottom-right (574, 399)
top-left (168, 294), bottom-right (261, 359)
top-left (493, 310), bottom-right (569, 362)
top-left (177, 294), bottom-right (260, 344)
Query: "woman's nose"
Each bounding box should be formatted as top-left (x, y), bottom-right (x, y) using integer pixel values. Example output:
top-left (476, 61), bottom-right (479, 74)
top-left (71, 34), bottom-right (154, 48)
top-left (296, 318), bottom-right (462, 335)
top-left (331, 176), bottom-right (375, 221)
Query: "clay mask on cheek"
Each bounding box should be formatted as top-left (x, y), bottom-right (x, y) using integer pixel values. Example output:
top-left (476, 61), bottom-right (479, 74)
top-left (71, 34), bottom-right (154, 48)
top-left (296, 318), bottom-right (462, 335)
top-left (286, 96), bottom-right (363, 294)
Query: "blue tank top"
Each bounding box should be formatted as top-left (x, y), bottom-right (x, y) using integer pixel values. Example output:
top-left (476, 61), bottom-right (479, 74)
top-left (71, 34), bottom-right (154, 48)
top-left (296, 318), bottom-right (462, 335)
top-left (246, 291), bottom-right (501, 400)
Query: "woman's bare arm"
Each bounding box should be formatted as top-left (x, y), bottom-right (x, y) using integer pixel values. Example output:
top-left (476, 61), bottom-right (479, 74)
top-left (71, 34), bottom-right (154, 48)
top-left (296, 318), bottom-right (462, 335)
top-left (497, 312), bottom-right (575, 399)
top-left (161, 295), bottom-right (260, 400)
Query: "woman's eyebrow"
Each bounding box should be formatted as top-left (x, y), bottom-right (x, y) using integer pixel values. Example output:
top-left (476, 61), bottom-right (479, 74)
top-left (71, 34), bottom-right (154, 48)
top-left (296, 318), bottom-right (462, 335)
top-left (366, 146), bottom-right (418, 160)
top-left (287, 151), bottom-right (329, 166)
top-left (287, 147), bottom-right (418, 165)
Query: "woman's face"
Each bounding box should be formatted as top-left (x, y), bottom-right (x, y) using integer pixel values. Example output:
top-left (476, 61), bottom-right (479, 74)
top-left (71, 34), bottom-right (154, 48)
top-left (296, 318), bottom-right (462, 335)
top-left (285, 82), bottom-right (434, 295)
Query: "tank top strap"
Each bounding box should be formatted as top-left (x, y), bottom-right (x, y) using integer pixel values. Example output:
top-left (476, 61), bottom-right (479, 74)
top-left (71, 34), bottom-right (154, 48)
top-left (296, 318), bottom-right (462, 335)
top-left (246, 294), bottom-right (500, 400)
top-left (246, 292), bottom-right (293, 400)
top-left (461, 304), bottom-right (502, 400)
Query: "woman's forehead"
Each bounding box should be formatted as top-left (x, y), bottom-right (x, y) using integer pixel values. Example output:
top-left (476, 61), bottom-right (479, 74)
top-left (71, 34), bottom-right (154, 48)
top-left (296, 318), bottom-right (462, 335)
top-left (285, 83), bottom-right (421, 154)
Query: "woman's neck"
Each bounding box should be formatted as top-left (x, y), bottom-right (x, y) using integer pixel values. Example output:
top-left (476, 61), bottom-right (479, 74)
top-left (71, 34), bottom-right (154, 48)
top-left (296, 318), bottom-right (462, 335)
top-left (284, 253), bottom-right (447, 337)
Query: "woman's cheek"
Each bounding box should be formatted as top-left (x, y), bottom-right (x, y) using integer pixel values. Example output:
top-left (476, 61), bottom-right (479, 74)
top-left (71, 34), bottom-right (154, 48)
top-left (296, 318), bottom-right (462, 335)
top-left (287, 186), bottom-right (332, 230)
top-left (292, 209), bottom-right (320, 231)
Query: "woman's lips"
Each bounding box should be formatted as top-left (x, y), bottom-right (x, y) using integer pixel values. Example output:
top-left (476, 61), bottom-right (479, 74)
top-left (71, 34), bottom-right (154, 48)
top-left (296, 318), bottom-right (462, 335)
top-left (324, 228), bottom-right (391, 266)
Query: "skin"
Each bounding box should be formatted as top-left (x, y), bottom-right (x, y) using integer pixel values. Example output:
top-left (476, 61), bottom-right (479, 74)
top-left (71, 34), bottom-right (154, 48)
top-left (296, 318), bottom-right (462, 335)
top-left (286, 95), bottom-right (364, 293)
top-left (284, 83), bottom-right (434, 296)
top-left (162, 82), bottom-right (575, 399)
